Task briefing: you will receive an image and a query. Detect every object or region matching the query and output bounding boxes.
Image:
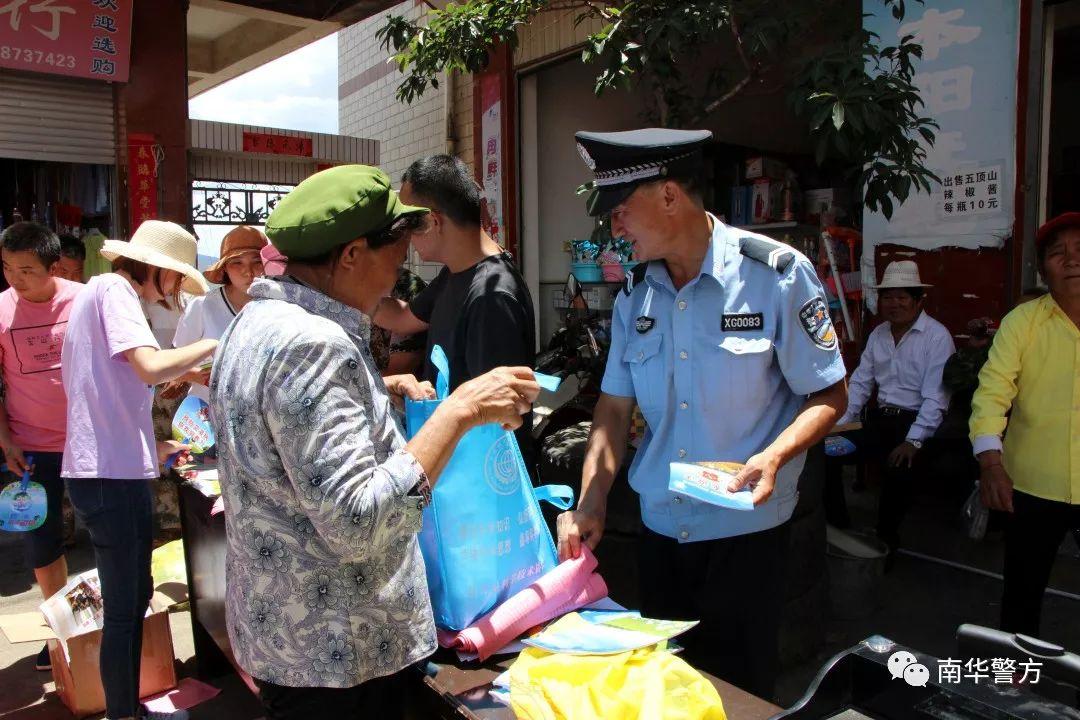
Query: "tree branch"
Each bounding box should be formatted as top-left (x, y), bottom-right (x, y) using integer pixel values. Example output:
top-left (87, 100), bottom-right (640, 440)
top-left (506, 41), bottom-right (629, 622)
top-left (728, 1), bottom-right (753, 75)
top-left (693, 73), bottom-right (754, 124)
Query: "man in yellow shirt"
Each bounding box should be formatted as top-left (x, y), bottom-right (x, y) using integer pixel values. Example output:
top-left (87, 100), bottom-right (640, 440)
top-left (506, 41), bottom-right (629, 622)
top-left (970, 211), bottom-right (1080, 637)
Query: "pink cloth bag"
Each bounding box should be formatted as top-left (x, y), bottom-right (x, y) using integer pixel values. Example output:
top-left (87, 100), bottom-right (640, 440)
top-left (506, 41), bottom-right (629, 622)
top-left (438, 546), bottom-right (608, 660)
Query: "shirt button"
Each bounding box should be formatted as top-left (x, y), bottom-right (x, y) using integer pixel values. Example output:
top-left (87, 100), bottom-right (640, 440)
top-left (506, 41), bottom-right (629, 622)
top-left (678, 449), bottom-right (687, 458)
top-left (679, 351), bottom-right (688, 360)
top-left (638, 351), bottom-right (644, 360)
top-left (680, 401), bottom-right (688, 409)
top-left (678, 300), bottom-right (687, 310)
top-left (673, 496), bottom-right (683, 504)
top-left (680, 531), bottom-right (689, 540)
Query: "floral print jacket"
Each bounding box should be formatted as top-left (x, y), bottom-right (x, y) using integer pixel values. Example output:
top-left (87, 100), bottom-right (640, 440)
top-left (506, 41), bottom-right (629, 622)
top-left (210, 276), bottom-right (435, 688)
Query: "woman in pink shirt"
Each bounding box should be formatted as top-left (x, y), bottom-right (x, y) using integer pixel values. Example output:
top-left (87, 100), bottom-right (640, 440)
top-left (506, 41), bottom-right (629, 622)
top-left (61, 221), bottom-right (216, 720)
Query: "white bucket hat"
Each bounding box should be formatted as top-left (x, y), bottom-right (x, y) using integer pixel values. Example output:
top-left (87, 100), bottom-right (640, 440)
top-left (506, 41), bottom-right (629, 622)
top-left (100, 220), bottom-right (209, 295)
top-left (873, 260), bottom-right (932, 289)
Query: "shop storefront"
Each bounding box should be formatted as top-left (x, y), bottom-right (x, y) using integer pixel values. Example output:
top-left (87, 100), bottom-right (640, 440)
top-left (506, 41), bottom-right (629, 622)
top-left (0, 2), bottom-right (133, 250)
top-left (469, 0), bottom-right (1077, 343)
top-left (0, 0), bottom-right (195, 298)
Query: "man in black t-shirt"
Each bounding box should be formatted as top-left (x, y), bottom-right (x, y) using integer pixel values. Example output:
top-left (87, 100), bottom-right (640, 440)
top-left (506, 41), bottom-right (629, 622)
top-left (374, 155), bottom-right (537, 468)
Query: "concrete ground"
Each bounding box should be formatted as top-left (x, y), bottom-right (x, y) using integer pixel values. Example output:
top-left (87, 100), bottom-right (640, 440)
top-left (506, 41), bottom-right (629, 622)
top-left (0, 530), bottom-right (263, 720)
top-left (2, 470), bottom-right (1078, 718)
top-left (774, 471), bottom-right (1080, 707)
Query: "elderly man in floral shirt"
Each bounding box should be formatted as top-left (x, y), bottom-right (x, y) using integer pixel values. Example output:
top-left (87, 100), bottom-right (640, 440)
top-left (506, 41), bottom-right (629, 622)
top-left (211, 165), bottom-right (539, 719)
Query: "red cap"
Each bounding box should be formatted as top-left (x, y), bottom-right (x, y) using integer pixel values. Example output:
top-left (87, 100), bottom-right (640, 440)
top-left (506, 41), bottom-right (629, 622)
top-left (1036, 212), bottom-right (1080, 250)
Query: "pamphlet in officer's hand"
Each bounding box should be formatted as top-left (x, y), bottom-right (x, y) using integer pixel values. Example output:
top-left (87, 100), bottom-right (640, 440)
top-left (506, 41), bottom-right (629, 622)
top-left (669, 461), bottom-right (755, 511)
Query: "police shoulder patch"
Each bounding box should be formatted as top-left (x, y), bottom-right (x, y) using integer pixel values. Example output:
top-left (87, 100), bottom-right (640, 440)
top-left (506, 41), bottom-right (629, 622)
top-left (623, 261), bottom-right (650, 296)
top-left (798, 297), bottom-right (838, 350)
top-left (739, 236), bottom-right (795, 274)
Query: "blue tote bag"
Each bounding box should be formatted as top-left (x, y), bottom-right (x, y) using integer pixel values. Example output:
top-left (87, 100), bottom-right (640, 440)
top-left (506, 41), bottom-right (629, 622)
top-left (405, 347), bottom-right (573, 630)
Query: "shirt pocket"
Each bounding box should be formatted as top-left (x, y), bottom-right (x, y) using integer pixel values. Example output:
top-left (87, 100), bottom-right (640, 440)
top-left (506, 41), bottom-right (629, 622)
top-left (715, 336), bottom-right (775, 406)
top-left (624, 333), bottom-right (665, 420)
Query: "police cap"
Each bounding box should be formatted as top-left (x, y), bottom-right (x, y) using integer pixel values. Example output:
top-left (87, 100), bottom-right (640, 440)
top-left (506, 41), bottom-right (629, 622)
top-left (574, 128), bottom-right (712, 216)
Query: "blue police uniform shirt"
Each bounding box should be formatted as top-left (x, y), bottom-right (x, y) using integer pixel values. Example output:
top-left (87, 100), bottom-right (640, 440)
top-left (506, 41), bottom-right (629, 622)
top-left (601, 214), bottom-right (846, 542)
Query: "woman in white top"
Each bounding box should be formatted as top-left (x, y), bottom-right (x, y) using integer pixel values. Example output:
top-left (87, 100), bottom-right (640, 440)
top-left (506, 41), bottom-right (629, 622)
top-left (171, 226), bottom-right (267, 401)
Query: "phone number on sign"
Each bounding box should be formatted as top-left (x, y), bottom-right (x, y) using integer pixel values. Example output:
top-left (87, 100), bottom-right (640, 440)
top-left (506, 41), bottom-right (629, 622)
top-left (1, 47), bottom-right (76, 69)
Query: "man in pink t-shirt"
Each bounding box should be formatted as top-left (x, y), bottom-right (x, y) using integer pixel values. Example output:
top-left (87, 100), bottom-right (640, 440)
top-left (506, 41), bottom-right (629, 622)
top-left (0, 222), bottom-right (82, 672)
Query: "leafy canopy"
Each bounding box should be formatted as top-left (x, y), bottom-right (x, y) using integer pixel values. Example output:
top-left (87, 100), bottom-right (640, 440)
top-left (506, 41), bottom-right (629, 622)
top-left (378, 0), bottom-right (937, 218)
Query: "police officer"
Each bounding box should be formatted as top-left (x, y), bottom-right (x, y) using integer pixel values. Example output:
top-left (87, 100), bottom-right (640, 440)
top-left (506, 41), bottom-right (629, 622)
top-left (557, 128), bottom-right (848, 699)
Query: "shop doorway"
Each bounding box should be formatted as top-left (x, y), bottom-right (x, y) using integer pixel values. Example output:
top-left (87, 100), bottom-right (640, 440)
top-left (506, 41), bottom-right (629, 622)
top-left (1042, 0), bottom-right (1080, 221)
top-left (0, 158), bottom-right (117, 291)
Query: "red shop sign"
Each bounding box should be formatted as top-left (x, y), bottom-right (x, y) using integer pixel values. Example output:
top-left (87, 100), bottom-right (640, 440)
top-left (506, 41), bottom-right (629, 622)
top-left (127, 133), bottom-right (157, 232)
top-left (0, 0), bottom-right (134, 82)
top-left (242, 131), bottom-right (313, 158)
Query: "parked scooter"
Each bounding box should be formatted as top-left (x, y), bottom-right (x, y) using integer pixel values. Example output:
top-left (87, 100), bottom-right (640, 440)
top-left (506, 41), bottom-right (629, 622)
top-left (532, 274), bottom-right (609, 447)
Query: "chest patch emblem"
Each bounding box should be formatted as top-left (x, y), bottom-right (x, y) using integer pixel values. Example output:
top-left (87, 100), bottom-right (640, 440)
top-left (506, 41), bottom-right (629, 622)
top-left (798, 297), bottom-right (838, 350)
top-left (635, 316), bottom-right (655, 334)
top-left (721, 313), bottom-right (764, 332)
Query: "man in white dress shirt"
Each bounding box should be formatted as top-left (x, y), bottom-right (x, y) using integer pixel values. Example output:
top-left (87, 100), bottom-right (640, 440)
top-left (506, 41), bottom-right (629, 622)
top-left (838, 261), bottom-right (955, 562)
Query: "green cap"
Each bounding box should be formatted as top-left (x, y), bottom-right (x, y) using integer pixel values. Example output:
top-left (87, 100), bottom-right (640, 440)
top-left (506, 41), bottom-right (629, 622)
top-left (265, 165), bottom-right (429, 259)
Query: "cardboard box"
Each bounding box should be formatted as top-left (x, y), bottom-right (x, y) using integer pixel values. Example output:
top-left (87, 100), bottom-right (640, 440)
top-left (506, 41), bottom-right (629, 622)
top-left (751, 179), bottom-right (784, 225)
top-left (804, 187), bottom-right (849, 225)
top-left (745, 156), bottom-right (788, 181)
top-left (50, 607), bottom-right (177, 719)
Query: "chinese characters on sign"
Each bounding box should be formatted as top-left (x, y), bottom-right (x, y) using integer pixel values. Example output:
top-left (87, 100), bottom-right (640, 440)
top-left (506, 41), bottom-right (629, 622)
top-left (0, 0), bottom-right (132, 81)
top-left (862, 0), bottom-right (1017, 252)
top-left (479, 72), bottom-right (503, 247)
top-left (242, 131), bottom-right (314, 158)
top-left (939, 164), bottom-right (1001, 217)
top-left (127, 134), bottom-right (158, 232)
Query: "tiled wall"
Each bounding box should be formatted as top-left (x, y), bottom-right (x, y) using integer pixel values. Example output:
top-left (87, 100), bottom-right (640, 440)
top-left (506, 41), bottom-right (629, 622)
top-left (339, 1), bottom-right (473, 281)
top-left (513, 7), bottom-right (605, 68)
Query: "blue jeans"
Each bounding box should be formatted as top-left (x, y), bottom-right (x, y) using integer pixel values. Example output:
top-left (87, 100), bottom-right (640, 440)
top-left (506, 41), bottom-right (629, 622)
top-left (66, 478), bottom-right (153, 719)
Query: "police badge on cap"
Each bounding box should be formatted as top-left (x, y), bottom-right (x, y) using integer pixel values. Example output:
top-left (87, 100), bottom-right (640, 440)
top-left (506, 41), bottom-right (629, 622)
top-left (574, 128), bottom-right (712, 216)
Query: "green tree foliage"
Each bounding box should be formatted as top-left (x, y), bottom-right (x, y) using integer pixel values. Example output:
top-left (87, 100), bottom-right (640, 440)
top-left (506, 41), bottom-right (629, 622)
top-left (378, 0), bottom-right (938, 218)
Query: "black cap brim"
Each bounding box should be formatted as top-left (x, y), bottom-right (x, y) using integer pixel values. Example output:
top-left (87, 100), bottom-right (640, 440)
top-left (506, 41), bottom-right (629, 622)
top-left (586, 184), bottom-right (638, 217)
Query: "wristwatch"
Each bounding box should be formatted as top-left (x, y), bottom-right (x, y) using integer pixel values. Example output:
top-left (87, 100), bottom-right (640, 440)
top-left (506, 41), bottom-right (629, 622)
top-left (908, 439), bottom-right (923, 450)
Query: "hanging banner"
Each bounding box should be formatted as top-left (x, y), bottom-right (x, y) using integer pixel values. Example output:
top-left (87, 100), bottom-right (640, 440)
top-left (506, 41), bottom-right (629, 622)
top-left (479, 72), bottom-right (503, 247)
top-left (128, 133), bottom-right (158, 232)
top-left (862, 0), bottom-right (1018, 252)
top-left (0, 0), bottom-right (134, 82)
top-left (242, 131), bottom-right (314, 158)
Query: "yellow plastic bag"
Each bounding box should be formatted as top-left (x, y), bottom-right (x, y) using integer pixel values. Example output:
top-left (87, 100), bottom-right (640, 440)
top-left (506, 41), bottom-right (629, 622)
top-left (509, 645), bottom-right (727, 720)
top-left (150, 539), bottom-right (187, 586)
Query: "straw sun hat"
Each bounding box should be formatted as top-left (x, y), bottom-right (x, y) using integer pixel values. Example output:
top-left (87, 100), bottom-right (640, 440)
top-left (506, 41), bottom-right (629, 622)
top-left (872, 260), bottom-right (932, 290)
top-left (101, 220), bottom-right (209, 296)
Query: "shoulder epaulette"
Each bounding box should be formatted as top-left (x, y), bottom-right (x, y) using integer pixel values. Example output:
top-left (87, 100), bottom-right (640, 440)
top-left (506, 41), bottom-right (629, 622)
top-left (739, 236), bottom-right (795, 274)
top-left (623, 261), bottom-right (650, 296)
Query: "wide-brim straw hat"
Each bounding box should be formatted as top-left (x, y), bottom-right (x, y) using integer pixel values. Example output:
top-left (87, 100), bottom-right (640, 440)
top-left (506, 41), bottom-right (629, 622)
top-left (872, 260), bottom-right (932, 289)
top-left (100, 220), bottom-right (209, 295)
top-left (203, 226), bottom-right (268, 284)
